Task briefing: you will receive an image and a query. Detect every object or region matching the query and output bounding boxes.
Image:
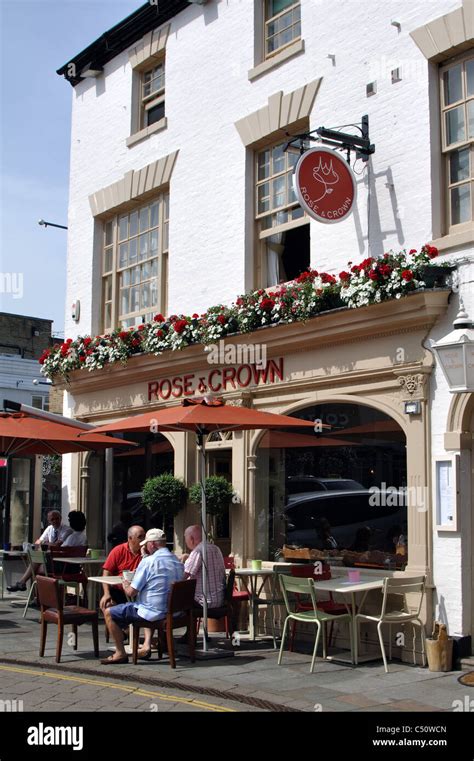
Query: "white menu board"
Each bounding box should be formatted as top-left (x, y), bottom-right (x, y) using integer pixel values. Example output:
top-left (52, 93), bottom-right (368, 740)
top-left (435, 456), bottom-right (459, 531)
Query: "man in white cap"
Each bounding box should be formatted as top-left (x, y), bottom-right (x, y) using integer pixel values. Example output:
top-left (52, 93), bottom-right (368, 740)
top-left (101, 528), bottom-right (183, 664)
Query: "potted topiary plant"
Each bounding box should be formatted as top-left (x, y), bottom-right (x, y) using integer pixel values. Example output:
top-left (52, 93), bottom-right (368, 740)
top-left (188, 475), bottom-right (234, 537)
top-left (141, 473), bottom-right (188, 532)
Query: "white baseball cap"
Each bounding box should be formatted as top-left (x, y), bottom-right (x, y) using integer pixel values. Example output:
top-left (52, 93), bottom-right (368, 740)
top-left (139, 528), bottom-right (166, 546)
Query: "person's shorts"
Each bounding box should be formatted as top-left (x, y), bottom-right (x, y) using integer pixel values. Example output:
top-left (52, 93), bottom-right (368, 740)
top-left (109, 603), bottom-right (151, 628)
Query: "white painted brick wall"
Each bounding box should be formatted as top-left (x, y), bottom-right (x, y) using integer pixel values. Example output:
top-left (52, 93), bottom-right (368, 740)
top-left (62, 0), bottom-right (473, 634)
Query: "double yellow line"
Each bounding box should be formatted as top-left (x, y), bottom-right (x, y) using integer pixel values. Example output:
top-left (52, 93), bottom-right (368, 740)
top-left (0, 664), bottom-right (236, 713)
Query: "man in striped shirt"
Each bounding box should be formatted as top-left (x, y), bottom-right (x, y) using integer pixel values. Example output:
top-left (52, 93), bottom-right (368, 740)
top-left (183, 525), bottom-right (225, 608)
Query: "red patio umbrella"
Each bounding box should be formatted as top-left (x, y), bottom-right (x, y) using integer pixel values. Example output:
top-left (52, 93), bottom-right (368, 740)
top-left (0, 405), bottom-right (137, 552)
top-left (91, 396), bottom-right (326, 650)
top-left (0, 412), bottom-right (136, 456)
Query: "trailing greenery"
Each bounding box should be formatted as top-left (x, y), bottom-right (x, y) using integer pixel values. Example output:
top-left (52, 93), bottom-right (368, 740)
top-left (141, 473), bottom-right (188, 521)
top-left (189, 476), bottom-right (234, 517)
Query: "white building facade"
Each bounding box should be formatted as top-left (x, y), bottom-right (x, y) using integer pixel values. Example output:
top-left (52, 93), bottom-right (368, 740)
top-left (57, 0), bottom-right (473, 657)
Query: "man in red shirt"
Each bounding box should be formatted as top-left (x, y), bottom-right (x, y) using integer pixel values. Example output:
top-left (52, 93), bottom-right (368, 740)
top-left (100, 525), bottom-right (145, 611)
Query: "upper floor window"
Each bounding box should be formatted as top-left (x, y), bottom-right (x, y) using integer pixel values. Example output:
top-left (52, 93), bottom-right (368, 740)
top-left (141, 60), bottom-right (165, 129)
top-left (441, 53), bottom-right (474, 230)
top-left (255, 140), bottom-right (309, 286)
top-left (102, 194), bottom-right (169, 331)
top-left (265, 1), bottom-right (301, 59)
top-left (32, 395), bottom-right (49, 411)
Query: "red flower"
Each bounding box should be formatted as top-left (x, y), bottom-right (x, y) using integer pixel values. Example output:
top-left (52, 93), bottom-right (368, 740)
top-left (402, 269), bottom-right (414, 281)
top-left (131, 338), bottom-right (140, 347)
top-left (217, 314), bottom-right (227, 325)
top-left (153, 314), bottom-right (165, 322)
top-left (66, 338), bottom-right (73, 344)
top-left (192, 313), bottom-right (199, 319)
top-left (83, 337), bottom-right (92, 346)
top-left (79, 355), bottom-right (86, 363)
top-left (320, 273), bottom-right (336, 285)
top-left (368, 270), bottom-right (379, 281)
top-left (351, 265), bottom-right (361, 274)
top-left (260, 297), bottom-right (275, 311)
top-left (339, 271), bottom-right (351, 282)
top-left (86, 349), bottom-right (93, 355)
top-left (360, 257), bottom-right (374, 270)
top-left (118, 331), bottom-right (128, 340)
top-left (173, 319), bottom-right (188, 334)
top-left (409, 249), bottom-right (417, 254)
top-left (138, 324), bottom-right (145, 331)
top-left (426, 244), bottom-right (438, 259)
top-left (236, 297), bottom-right (244, 306)
top-left (157, 330), bottom-right (164, 338)
top-left (378, 264), bottom-right (392, 277)
top-left (257, 289), bottom-right (265, 296)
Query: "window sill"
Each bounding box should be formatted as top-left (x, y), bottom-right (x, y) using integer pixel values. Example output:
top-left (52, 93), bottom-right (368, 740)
top-left (430, 226), bottom-right (474, 252)
top-left (248, 39), bottom-right (305, 82)
top-left (126, 117), bottom-right (167, 148)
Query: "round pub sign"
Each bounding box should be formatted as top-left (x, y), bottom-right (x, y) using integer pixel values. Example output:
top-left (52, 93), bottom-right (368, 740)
top-left (293, 147), bottom-right (357, 224)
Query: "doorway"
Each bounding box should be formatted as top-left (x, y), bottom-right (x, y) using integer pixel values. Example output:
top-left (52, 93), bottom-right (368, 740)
top-left (208, 450), bottom-right (232, 557)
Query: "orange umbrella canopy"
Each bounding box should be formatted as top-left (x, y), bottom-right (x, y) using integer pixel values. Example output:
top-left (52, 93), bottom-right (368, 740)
top-left (91, 397), bottom-right (326, 436)
top-left (259, 431), bottom-right (358, 448)
top-left (0, 412), bottom-right (136, 457)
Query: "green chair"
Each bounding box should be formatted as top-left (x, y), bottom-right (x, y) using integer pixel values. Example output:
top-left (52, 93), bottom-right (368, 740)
top-left (278, 574), bottom-right (354, 673)
top-left (354, 575), bottom-right (426, 673)
top-left (23, 548), bottom-right (80, 618)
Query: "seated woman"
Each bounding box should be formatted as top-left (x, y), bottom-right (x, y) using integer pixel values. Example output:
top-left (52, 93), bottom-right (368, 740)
top-left (62, 511), bottom-right (88, 547)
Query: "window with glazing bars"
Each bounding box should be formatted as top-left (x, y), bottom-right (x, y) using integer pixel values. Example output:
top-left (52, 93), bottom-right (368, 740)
top-left (265, 0), bottom-right (301, 59)
top-left (441, 53), bottom-right (474, 230)
top-left (102, 194), bottom-right (169, 331)
top-left (141, 59), bottom-right (165, 128)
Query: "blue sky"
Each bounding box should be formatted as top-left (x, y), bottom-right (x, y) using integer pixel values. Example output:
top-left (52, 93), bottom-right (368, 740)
top-left (0, 0), bottom-right (140, 336)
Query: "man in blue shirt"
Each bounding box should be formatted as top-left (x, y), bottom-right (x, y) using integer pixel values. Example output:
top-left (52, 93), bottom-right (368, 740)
top-left (101, 528), bottom-right (183, 664)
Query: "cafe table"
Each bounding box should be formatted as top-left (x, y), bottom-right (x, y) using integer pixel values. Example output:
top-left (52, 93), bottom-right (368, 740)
top-left (312, 573), bottom-right (387, 664)
top-left (234, 568), bottom-right (278, 647)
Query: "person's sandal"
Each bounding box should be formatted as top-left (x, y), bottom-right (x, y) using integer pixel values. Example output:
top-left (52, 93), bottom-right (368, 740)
top-left (100, 655), bottom-right (129, 665)
top-left (7, 583), bottom-right (27, 592)
top-left (137, 649), bottom-right (152, 660)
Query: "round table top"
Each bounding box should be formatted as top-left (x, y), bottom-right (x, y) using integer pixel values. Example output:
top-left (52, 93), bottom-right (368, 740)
top-left (234, 567), bottom-right (274, 576)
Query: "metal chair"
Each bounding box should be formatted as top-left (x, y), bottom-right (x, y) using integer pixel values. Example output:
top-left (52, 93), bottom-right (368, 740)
top-left (36, 576), bottom-right (99, 663)
top-left (278, 574), bottom-right (354, 673)
top-left (354, 575), bottom-right (426, 673)
top-left (289, 564), bottom-right (347, 651)
top-left (23, 548), bottom-right (80, 618)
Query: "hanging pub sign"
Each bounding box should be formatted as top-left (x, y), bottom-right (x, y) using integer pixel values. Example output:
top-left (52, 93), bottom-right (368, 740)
top-left (293, 147), bottom-right (357, 224)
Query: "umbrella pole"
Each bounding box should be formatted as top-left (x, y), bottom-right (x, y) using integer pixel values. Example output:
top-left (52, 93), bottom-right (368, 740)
top-left (197, 432), bottom-right (208, 653)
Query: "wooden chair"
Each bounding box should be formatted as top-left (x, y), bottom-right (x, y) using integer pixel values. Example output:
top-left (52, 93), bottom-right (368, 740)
top-left (49, 546), bottom-right (89, 606)
top-left (36, 576), bottom-right (99, 663)
top-left (194, 570), bottom-right (236, 639)
top-left (131, 578), bottom-right (197, 668)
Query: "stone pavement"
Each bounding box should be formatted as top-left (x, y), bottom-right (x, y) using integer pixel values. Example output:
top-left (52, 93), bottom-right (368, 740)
top-left (0, 593), bottom-right (470, 713)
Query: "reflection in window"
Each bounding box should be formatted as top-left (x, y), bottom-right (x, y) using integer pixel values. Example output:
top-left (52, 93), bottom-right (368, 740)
top-left (255, 403), bottom-right (408, 567)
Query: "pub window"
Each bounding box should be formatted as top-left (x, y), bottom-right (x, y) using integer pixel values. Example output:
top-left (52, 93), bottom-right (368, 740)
top-left (102, 194), bottom-right (169, 332)
top-left (255, 140), bottom-right (309, 286)
top-left (140, 58), bottom-right (165, 129)
top-left (264, 1), bottom-right (301, 60)
top-left (31, 395), bottom-right (49, 411)
top-left (440, 52), bottom-right (474, 231)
